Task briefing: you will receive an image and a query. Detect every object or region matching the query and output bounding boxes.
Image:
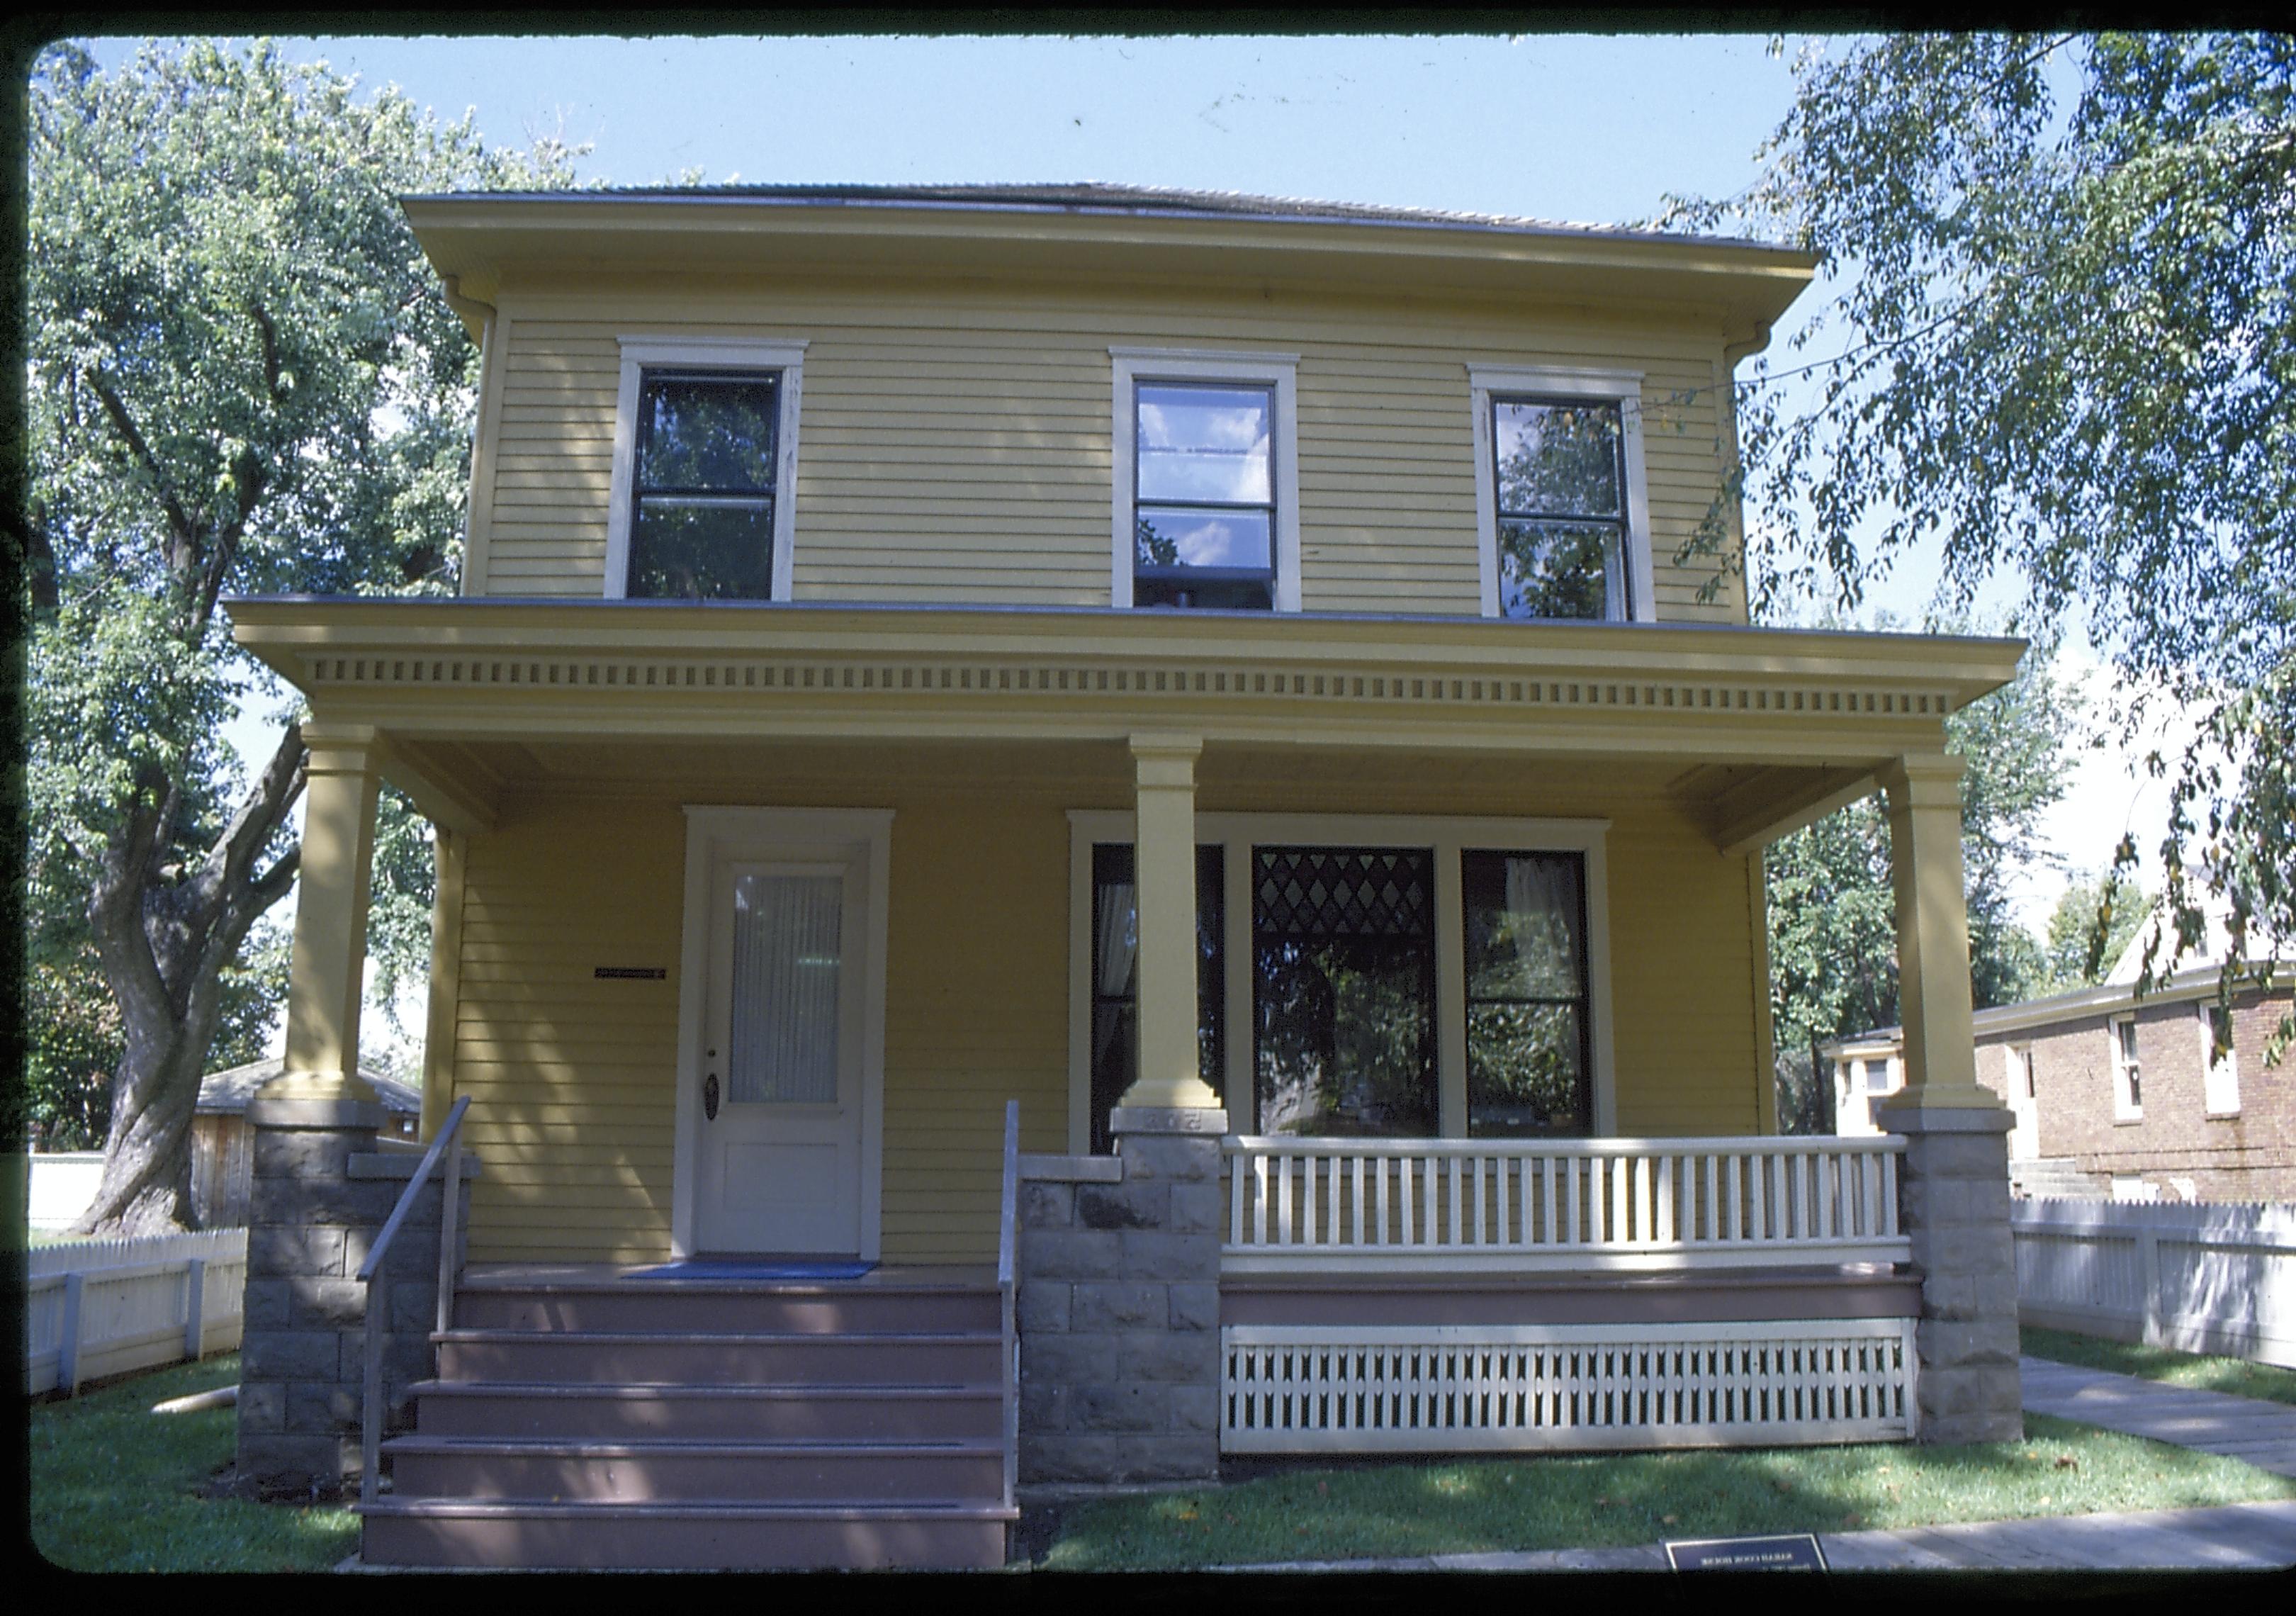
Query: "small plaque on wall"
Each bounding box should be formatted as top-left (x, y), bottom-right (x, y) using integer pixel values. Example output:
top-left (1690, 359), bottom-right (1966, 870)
top-left (594, 967), bottom-right (668, 980)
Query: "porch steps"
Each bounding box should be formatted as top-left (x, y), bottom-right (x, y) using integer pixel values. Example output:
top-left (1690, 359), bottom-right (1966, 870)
top-left (359, 1270), bottom-right (1016, 1571)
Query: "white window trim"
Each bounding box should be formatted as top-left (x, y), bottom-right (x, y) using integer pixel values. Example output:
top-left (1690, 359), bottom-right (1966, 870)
top-left (2200, 1001), bottom-right (2241, 1116)
top-left (1467, 364), bottom-right (1656, 624)
top-left (2109, 1014), bottom-right (2143, 1122)
top-left (1064, 809), bottom-right (1616, 1153)
top-left (670, 805), bottom-right (891, 1260)
top-left (1110, 347), bottom-right (1302, 612)
top-left (604, 337), bottom-right (809, 602)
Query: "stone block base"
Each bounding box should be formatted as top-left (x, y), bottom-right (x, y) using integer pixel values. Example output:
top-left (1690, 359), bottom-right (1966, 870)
top-left (1017, 1110), bottom-right (1226, 1485)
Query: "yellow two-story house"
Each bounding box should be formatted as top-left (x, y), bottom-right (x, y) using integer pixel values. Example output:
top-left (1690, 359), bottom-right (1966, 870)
top-left (232, 186), bottom-right (2027, 1570)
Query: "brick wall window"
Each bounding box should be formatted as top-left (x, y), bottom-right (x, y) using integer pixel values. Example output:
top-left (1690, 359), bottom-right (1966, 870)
top-left (2110, 1015), bottom-right (2142, 1121)
top-left (2200, 1001), bottom-right (2241, 1116)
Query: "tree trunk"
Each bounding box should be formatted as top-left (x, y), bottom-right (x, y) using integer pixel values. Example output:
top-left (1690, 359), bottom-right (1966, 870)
top-left (72, 724), bottom-right (307, 1236)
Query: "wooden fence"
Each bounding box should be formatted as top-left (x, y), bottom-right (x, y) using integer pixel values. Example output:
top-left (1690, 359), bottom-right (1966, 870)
top-left (25, 1230), bottom-right (248, 1396)
top-left (2013, 1200), bottom-right (2296, 1369)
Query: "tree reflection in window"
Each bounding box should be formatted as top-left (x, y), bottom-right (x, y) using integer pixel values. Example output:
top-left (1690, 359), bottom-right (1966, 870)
top-left (1492, 398), bottom-right (1628, 620)
top-left (1462, 851), bottom-right (1591, 1135)
top-left (1252, 848), bottom-right (1437, 1137)
top-left (628, 370), bottom-right (779, 600)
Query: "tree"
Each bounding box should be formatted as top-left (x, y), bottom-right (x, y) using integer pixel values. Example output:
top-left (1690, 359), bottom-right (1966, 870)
top-left (1663, 33), bottom-right (2295, 1055)
top-left (18, 40), bottom-right (578, 1233)
top-left (2042, 868), bottom-right (2149, 992)
top-left (1765, 628), bottom-right (2080, 1131)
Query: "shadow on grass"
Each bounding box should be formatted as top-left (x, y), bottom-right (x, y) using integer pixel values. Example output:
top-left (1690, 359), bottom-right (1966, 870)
top-left (1036, 1414), bottom-right (2296, 1571)
top-left (30, 1352), bottom-right (360, 1573)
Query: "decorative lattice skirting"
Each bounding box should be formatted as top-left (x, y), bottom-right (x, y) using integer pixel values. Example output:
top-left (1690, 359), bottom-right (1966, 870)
top-left (1220, 1319), bottom-right (1918, 1453)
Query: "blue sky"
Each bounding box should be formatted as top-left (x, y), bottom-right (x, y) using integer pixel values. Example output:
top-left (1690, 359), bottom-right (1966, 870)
top-left (72, 30), bottom-right (2178, 922)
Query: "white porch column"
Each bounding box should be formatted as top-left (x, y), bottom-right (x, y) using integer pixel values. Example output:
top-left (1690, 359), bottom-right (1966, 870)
top-left (1876, 752), bottom-right (1995, 1111)
top-left (1121, 731), bottom-right (1219, 1111)
top-left (263, 723), bottom-right (385, 1108)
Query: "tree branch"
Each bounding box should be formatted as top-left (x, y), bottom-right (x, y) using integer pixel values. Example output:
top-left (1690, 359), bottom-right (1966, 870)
top-left (85, 369), bottom-right (200, 583)
top-left (191, 719), bottom-right (307, 917)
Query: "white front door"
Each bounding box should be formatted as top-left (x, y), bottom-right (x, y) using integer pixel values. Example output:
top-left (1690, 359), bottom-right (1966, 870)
top-left (692, 855), bottom-right (866, 1255)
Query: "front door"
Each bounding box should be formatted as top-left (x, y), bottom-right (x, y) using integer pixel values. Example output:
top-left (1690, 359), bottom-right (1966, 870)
top-left (692, 855), bottom-right (866, 1255)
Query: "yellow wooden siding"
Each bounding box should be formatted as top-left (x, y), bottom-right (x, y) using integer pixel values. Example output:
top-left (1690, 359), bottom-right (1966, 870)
top-left (441, 758), bottom-right (1765, 1265)
top-left (471, 281), bottom-right (1741, 621)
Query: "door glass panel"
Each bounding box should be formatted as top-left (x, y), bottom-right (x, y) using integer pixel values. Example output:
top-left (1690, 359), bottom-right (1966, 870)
top-left (1253, 847), bottom-right (1437, 1137)
top-left (728, 873), bottom-right (841, 1104)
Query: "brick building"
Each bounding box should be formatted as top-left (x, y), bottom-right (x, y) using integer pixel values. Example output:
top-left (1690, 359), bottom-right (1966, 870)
top-left (1828, 909), bottom-right (2294, 1203)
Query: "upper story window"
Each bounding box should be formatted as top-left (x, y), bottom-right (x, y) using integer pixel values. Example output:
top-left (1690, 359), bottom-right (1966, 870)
top-left (604, 338), bottom-right (806, 602)
top-left (1110, 349), bottom-right (1300, 612)
top-left (1468, 366), bottom-right (1655, 623)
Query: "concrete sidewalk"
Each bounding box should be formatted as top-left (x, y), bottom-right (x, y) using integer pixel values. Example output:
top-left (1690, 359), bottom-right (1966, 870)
top-left (2020, 1354), bottom-right (2296, 1478)
top-left (1210, 1356), bottom-right (2296, 1573)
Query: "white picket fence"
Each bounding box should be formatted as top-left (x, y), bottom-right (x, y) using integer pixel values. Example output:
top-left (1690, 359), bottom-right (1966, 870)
top-left (2013, 1200), bottom-right (2296, 1369)
top-left (25, 1230), bottom-right (248, 1396)
top-left (1222, 1135), bottom-right (1910, 1273)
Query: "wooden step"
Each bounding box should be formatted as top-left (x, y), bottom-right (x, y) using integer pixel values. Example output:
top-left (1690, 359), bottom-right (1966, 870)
top-left (404, 1379), bottom-right (1006, 1441)
top-left (453, 1279), bottom-right (1001, 1335)
top-left (432, 1328), bottom-right (1002, 1385)
top-left (385, 1434), bottom-right (1005, 1502)
top-left (359, 1496), bottom-right (1016, 1571)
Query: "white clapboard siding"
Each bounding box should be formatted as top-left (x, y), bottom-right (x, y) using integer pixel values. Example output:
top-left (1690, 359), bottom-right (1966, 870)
top-left (1220, 1320), bottom-right (1918, 1453)
top-left (2014, 1199), bottom-right (2296, 1369)
top-left (25, 1230), bottom-right (247, 1396)
top-left (1223, 1136), bottom-right (1908, 1274)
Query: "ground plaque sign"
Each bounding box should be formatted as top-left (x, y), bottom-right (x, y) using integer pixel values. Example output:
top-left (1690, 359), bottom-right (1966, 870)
top-left (1665, 1533), bottom-right (1828, 1572)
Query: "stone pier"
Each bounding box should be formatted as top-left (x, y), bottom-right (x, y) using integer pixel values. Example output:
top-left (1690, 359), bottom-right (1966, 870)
top-left (1015, 1106), bottom-right (1226, 1485)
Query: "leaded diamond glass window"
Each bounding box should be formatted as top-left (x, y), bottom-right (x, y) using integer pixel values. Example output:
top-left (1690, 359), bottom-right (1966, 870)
top-left (1252, 847), bottom-right (1437, 1137)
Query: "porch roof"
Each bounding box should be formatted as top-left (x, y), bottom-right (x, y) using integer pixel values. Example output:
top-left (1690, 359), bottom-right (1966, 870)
top-left (228, 596), bottom-right (2023, 854)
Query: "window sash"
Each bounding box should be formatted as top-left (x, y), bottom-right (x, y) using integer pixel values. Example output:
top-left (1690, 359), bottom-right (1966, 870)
top-left (627, 368), bottom-right (782, 602)
top-left (1132, 380), bottom-right (1278, 610)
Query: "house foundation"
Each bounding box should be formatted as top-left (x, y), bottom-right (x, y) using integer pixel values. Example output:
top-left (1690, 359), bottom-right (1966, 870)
top-left (1015, 1106), bottom-right (1226, 1484)
top-left (235, 1097), bottom-right (474, 1493)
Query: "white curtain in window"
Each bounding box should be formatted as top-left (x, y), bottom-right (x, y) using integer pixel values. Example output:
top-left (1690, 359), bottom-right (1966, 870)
top-left (1502, 855), bottom-right (1582, 992)
top-left (728, 873), bottom-right (843, 1105)
top-left (1093, 880), bottom-right (1138, 1067)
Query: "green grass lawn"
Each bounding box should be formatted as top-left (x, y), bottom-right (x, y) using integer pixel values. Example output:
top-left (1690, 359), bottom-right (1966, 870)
top-left (1036, 1413), bottom-right (2296, 1571)
top-left (2023, 1325), bottom-right (2296, 1408)
top-left (30, 1353), bottom-right (359, 1573)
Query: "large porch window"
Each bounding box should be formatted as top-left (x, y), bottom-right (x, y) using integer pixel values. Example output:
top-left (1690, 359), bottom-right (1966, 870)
top-left (1071, 814), bottom-right (1613, 1152)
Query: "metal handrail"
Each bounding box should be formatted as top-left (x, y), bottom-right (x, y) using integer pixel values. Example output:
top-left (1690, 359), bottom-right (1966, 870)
top-left (996, 1099), bottom-right (1020, 1513)
top-left (355, 1094), bottom-right (471, 1510)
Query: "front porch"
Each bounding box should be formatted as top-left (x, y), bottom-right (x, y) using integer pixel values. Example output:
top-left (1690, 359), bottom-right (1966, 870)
top-left (224, 598), bottom-right (2028, 1563)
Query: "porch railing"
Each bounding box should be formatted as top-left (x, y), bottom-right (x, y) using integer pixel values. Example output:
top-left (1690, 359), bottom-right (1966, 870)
top-left (996, 1099), bottom-right (1020, 1513)
top-left (1222, 1135), bottom-right (1908, 1273)
top-left (356, 1095), bottom-right (471, 1510)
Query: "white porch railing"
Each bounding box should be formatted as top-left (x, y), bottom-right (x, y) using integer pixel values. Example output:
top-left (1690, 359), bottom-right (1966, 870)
top-left (1222, 1135), bottom-right (1909, 1272)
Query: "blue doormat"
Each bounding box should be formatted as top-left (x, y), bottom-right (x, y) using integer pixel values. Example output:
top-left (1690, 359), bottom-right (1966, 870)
top-left (626, 1258), bottom-right (878, 1281)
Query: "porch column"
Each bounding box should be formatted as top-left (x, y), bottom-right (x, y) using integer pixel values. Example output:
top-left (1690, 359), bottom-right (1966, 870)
top-left (266, 723), bottom-right (385, 1109)
top-left (1122, 732), bottom-right (1218, 1111)
top-left (1876, 751), bottom-right (2022, 1444)
top-left (1877, 752), bottom-right (1988, 1108)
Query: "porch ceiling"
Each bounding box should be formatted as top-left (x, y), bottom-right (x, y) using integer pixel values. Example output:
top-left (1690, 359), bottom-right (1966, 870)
top-left (230, 597), bottom-right (2022, 853)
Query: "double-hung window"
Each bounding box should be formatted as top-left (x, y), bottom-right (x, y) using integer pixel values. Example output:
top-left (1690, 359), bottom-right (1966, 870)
top-left (1110, 349), bottom-right (1300, 612)
top-left (2110, 1015), bottom-right (2142, 1120)
top-left (605, 338), bottom-right (806, 601)
top-left (1468, 366), bottom-right (1654, 622)
top-left (2200, 1001), bottom-right (2240, 1115)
